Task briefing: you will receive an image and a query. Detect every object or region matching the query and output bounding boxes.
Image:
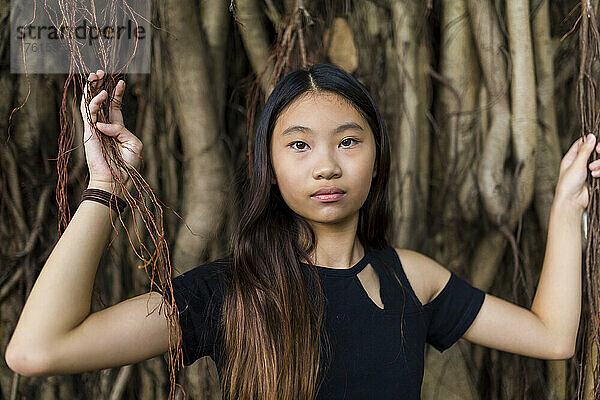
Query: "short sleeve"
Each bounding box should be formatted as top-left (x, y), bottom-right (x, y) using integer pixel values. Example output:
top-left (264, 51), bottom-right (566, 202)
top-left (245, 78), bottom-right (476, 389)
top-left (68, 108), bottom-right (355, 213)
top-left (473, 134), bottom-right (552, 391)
top-left (425, 272), bottom-right (485, 353)
top-left (151, 260), bottom-right (227, 366)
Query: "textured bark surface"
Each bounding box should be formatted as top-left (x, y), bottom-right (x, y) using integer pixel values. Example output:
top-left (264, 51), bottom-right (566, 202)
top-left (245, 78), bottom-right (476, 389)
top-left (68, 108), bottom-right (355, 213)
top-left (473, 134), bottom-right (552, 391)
top-left (164, 0), bottom-right (231, 272)
top-left (505, 0), bottom-right (537, 228)
top-left (389, 0), bottom-right (421, 249)
top-left (467, 0), bottom-right (512, 225)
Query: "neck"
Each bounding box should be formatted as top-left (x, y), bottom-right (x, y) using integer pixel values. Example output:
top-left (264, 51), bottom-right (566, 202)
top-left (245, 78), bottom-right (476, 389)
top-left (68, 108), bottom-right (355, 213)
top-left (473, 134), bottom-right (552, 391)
top-left (306, 213), bottom-right (364, 269)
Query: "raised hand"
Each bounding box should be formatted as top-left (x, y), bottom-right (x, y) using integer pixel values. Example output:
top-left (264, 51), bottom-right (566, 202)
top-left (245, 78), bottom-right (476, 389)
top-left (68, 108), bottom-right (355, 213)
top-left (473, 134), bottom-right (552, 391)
top-left (556, 134), bottom-right (599, 211)
top-left (80, 69), bottom-right (143, 192)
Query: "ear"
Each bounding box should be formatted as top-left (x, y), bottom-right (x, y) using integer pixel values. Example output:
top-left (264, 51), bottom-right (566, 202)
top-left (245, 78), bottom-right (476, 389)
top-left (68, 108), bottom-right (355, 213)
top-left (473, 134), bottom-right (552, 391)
top-left (372, 168), bottom-right (377, 178)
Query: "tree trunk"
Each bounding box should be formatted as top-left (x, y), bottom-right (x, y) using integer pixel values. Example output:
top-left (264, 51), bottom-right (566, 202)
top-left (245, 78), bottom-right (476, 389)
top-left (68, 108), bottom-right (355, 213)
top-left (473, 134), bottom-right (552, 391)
top-left (389, 0), bottom-right (421, 249)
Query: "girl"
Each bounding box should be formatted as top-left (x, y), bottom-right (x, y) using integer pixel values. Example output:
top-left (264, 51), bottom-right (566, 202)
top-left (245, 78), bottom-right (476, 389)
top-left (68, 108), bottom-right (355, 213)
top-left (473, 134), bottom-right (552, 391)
top-left (5, 63), bottom-right (596, 399)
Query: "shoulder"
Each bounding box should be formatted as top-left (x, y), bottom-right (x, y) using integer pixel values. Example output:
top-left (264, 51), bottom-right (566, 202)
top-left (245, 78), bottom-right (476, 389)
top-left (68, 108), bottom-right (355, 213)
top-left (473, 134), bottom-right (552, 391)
top-left (171, 257), bottom-right (231, 294)
top-left (392, 247), bottom-right (452, 306)
top-left (175, 257), bottom-right (230, 278)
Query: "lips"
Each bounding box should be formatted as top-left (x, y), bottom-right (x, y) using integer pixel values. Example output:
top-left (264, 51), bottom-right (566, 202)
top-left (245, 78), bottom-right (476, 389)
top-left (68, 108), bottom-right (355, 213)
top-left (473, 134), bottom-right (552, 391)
top-left (311, 187), bottom-right (346, 196)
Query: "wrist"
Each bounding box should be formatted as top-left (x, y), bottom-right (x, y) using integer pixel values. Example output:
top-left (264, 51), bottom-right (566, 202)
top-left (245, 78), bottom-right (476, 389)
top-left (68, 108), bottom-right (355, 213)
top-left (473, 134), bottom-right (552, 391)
top-left (82, 187), bottom-right (128, 216)
top-left (87, 180), bottom-right (123, 198)
top-left (551, 194), bottom-right (584, 218)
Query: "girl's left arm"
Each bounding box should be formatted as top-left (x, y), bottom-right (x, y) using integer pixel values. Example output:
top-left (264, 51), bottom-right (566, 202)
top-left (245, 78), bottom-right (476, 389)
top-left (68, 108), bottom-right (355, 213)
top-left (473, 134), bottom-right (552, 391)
top-left (461, 134), bottom-right (599, 359)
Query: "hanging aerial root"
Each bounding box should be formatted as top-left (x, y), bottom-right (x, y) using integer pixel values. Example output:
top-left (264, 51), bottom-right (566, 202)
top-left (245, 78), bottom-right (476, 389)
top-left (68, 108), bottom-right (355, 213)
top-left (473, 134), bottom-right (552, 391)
top-left (572, 1), bottom-right (600, 398)
top-left (3, 2), bottom-right (190, 398)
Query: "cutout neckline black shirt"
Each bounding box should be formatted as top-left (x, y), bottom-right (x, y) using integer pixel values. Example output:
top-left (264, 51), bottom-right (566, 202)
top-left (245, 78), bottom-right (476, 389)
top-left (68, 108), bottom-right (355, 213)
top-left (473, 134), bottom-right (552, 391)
top-left (156, 245), bottom-right (486, 399)
top-left (300, 249), bottom-right (369, 276)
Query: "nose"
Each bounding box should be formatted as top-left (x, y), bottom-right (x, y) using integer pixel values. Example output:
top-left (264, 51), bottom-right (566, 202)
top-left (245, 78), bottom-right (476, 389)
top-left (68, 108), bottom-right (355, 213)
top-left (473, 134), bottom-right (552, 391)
top-left (312, 151), bottom-right (342, 179)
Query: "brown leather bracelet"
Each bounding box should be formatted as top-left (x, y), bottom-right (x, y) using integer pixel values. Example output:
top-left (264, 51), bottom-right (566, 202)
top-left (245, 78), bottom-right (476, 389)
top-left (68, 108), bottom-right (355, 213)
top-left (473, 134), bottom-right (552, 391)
top-left (82, 188), bottom-right (127, 214)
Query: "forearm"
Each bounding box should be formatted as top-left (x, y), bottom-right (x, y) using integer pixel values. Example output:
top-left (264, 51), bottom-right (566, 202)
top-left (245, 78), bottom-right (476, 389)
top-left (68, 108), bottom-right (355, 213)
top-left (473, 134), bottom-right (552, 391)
top-left (530, 196), bottom-right (583, 353)
top-left (7, 182), bottom-right (122, 353)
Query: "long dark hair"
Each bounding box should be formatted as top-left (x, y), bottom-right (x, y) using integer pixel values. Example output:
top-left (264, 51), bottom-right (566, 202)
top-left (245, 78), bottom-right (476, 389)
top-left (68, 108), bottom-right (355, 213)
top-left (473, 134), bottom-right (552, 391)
top-left (221, 63), bottom-right (395, 399)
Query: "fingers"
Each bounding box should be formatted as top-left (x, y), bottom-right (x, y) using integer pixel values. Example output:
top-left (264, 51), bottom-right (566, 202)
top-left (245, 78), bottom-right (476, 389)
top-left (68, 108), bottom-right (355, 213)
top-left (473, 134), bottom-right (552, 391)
top-left (95, 69), bottom-right (105, 87)
top-left (82, 70), bottom-right (105, 102)
top-left (95, 122), bottom-right (123, 138)
top-left (576, 134), bottom-right (596, 168)
top-left (560, 135), bottom-right (596, 173)
top-left (109, 80), bottom-right (125, 125)
top-left (95, 122), bottom-right (143, 159)
top-left (589, 138), bottom-right (600, 177)
top-left (83, 88), bottom-right (107, 125)
top-left (81, 70), bottom-right (113, 125)
top-left (89, 69), bottom-right (105, 94)
top-left (559, 137), bottom-right (583, 173)
top-left (566, 136), bottom-right (584, 158)
top-left (95, 122), bottom-right (142, 148)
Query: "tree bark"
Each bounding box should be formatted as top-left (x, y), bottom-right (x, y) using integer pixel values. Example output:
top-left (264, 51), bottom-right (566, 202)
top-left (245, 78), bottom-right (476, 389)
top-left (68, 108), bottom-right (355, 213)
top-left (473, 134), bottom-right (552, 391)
top-left (505, 0), bottom-right (537, 228)
top-left (235, 0), bottom-right (275, 95)
top-left (389, 0), bottom-right (420, 249)
top-left (532, 0), bottom-right (561, 234)
top-left (467, 0), bottom-right (512, 225)
top-left (164, 0), bottom-right (231, 269)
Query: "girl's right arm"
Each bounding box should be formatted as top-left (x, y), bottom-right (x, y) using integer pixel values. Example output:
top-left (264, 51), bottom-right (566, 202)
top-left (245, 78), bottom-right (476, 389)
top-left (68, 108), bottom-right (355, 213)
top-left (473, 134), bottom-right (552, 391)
top-left (5, 70), bottom-right (175, 376)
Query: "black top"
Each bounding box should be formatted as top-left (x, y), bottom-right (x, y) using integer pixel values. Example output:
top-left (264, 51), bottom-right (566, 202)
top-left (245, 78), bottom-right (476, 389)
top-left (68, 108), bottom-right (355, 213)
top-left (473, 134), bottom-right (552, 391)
top-left (155, 245), bottom-right (486, 399)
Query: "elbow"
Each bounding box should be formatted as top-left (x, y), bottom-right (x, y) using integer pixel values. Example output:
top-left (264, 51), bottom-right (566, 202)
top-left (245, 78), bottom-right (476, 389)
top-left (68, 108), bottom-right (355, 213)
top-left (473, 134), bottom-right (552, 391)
top-left (554, 348), bottom-right (575, 360)
top-left (549, 340), bottom-right (575, 360)
top-left (559, 336), bottom-right (577, 359)
top-left (560, 345), bottom-right (576, 360)
top-left (5, 342), bottom-right (51, 377)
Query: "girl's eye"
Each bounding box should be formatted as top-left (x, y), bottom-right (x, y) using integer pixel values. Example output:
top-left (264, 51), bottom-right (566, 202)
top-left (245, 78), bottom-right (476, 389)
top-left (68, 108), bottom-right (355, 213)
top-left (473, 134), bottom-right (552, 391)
top-left (340, 138), bottom-right (359, 148)
top-left (289, 139), bottom-right (359, 151)
top-left (290, 141), bottom-right (309, 151)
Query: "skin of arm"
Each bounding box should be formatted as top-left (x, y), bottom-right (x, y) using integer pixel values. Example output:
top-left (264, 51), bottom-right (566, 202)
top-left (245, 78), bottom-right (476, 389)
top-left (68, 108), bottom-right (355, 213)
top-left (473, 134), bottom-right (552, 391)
top-left (5, 181), bottom-right (117, 371)
top-left (6, 71), bottom-right (171, 376)
top-left (460, 135), bottom-right (598, 359)
top-left (399, 194), bottom-right (582, 360)
top-left (398, 246), bottom-right (569, 360)
top-left (5, 180), bottom-right (171, 376)
top-left (461, 196), bottom-right (582, 359)
top-left (529, 196), bottom-right (582, 356)
top-left (403, 135), bottom-right (599, 360)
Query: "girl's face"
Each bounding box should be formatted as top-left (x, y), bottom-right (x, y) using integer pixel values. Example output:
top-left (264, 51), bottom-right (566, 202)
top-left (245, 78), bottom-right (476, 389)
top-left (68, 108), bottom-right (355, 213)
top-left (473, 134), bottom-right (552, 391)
top-left (270, 91), bottom-right (377, 225)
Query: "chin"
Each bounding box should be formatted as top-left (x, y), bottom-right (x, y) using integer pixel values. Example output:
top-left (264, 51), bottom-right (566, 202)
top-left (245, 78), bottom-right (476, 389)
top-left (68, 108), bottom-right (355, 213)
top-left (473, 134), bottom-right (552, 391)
top-left (306, 209), bottom-right (358, 225)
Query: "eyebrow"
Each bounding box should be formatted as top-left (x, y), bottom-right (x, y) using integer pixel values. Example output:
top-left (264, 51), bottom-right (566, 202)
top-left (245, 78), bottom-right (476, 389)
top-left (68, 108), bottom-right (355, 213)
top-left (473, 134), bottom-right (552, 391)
top-left (280, 122), bottom-right (365, 137)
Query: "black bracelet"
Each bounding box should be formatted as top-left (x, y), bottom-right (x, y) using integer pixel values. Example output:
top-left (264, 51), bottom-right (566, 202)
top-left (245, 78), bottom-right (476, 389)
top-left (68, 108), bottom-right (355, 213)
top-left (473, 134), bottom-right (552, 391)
top-left (82, 188), bottom-right (127, 214)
